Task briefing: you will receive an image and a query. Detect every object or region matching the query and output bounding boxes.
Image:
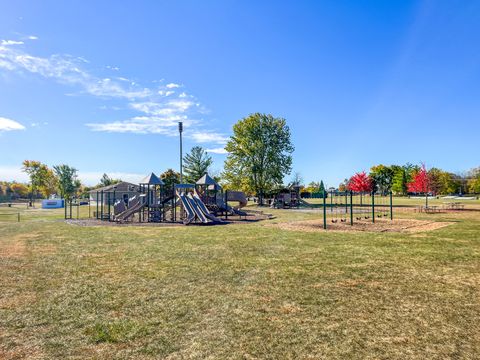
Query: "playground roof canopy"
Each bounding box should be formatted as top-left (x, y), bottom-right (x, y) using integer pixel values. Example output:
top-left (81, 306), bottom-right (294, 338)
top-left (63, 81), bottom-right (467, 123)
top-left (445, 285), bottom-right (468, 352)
top-left (196, 173), bottom-right (221, 189)
top-left (140, 172), bottom-right (164, 185)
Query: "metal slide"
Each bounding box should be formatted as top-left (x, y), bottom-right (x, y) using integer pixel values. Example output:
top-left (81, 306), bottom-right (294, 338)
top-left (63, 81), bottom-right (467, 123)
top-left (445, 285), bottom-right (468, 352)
top-left (191, 192), bottom-right (222, 222)
top-left (177, 193), bottom-right (196, 225)
top-left (115, 201), bottom-right (145, 222)
top-left (185, 194), bottom-right (209, 223)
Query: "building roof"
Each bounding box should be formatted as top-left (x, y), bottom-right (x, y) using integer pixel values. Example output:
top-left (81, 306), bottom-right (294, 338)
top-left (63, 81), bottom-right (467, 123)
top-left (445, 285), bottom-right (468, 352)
top-left (196, 173), bottom-right (220, 187)
top-left (140, 172), bottom-right (164, 185)
top-left (89, 181), bottom-right (139, 194)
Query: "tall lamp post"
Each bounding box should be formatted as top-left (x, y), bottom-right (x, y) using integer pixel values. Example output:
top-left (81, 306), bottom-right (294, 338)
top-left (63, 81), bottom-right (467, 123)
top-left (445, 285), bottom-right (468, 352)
top-left (179, 121), bottom-right (183, 184)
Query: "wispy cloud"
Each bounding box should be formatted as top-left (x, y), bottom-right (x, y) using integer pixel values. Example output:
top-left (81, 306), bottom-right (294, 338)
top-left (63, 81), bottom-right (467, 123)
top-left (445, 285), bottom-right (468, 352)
top-left (1, 40), bottom-right (24, 46)
top-left (0, 117), bottom-right (25, 132)
top-left (0, 38), bottom-right (227, 147)
top-left (205, 147), bottom-right (228, 154)
top-left (166, 82), bottom-right (180, 89)
top-left (188, 131), bottom-right (229, 144)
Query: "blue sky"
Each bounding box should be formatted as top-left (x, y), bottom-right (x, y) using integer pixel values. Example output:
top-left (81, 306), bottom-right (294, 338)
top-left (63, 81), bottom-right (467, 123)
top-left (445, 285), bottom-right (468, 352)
top-left (0, 1), bottom-right (479, 187)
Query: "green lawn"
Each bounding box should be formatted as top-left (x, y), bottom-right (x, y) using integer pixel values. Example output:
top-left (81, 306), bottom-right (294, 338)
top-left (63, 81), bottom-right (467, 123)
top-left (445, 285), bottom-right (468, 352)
top-left (1, 204), bottom-right (479, 359)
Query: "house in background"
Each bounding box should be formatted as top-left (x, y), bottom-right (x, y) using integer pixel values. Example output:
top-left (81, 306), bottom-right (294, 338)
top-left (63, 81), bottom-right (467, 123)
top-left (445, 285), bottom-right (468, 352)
top-left (89, 182), bottom-right (139, 205)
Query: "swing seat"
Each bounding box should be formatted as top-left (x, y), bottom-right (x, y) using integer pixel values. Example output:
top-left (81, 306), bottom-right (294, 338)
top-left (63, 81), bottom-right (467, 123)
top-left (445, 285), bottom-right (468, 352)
top-left (331, 219), bottom-right (337, 223)
top-left (341, 219), bottom-right (346, 223)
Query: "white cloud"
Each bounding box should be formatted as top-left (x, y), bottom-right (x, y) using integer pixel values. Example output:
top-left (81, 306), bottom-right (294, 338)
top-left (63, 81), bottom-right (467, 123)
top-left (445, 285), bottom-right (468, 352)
top-left (189, 131), bottom-right (229, 144)
top-left (87, 117), bottom-right (180, 135)
top-left (206, 147), bottom-right (228, 154)
top-left (0, 117), bottom-right (25, 132)
top-left (0, 42), bottom-right (151, 100)
top-left (27, 35), bottom-right (38, 40)
top-left (1, 40), bottom-right (24, 46)
top-left (0, 39), bottom-right (228, 146)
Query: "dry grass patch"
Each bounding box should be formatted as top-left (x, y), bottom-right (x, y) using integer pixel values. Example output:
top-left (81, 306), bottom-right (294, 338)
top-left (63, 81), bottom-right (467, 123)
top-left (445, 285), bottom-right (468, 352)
top-left (267, 218), bottom-right (455, 234)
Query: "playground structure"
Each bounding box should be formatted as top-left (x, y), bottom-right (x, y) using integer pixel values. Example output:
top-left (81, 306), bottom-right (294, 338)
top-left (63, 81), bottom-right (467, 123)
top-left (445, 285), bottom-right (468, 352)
top-left (270, 185), bottom-right (301, 209)
top-left (67, 172), bottom-right (248, 225)
top-left (320, 190), bottom-right (393, 229)
top-left (195, 173), bottom-right (247, 217)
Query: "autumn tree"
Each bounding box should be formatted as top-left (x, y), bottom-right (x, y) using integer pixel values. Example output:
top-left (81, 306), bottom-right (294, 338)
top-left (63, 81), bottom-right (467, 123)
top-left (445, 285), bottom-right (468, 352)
top-left (39, 169), bottom-right (58, 198)
top-left (10, 183), bottom-right (29, 198)
top-left (223, 113), bottom-right (294, 204)
top-left (348, 171), bottom-right (373, 193)
top-left (407, 164), bottom-right (431, 206)
top-left (22, 160), bottom-right (52, 203)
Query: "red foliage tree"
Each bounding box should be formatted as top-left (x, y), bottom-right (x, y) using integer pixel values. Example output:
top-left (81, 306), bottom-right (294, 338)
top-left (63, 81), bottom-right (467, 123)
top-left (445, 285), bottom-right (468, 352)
top-left (407, 164), bottom-right (430, 194)
top-left (347, 171), bottom-right (373, 193)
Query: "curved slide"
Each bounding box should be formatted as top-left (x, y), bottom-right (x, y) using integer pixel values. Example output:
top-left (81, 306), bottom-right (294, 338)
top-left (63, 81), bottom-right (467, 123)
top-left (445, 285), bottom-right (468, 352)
top-left (227, 191), bottom-right (247, 209)
top-left (115, 201), bottom-right (145, 222)
top-left (216, 190), bottom-right (248, 216)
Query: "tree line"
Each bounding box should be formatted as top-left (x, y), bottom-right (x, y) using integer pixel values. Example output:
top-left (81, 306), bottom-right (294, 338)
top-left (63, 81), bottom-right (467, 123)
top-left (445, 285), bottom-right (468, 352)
top-left (338, 164), bottom-right (480, 195)
top-left (3, 113), bottom-right (479, 202)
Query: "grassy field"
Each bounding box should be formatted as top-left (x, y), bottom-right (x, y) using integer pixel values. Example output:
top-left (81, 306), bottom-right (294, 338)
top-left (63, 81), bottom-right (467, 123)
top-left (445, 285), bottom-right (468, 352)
top-left (1, 202), bottom-right (479, 359)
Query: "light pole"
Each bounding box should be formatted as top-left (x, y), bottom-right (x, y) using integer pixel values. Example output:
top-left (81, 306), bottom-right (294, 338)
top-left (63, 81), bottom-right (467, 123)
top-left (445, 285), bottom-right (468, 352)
top-left (179, 121), bottom-right (183, 184)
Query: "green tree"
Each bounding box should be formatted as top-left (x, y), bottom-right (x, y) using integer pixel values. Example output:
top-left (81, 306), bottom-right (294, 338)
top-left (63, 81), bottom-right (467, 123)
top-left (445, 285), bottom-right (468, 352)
top-left (223, 113), bottom-right (294, 204)
top-left (99, 173), bottom-right (121, 187)
top-left (467, 167), bottom-right (480, 193)
top-left (392, 163), bottom-right (418, 195)
top-left (305, 181), bottom-right (320, 193)
top-left (370, 164), bottom-right (394, 193)
top-left (160, 169), bottom-right (181, 190)
top-left (183, 146), bottom-right (213, 184)
top-left (319, 180), bottom-right (326, 193)
top-left (53, 164), bottom-right (79, 200)
top-left (438, 171), bottom-right (460, 195)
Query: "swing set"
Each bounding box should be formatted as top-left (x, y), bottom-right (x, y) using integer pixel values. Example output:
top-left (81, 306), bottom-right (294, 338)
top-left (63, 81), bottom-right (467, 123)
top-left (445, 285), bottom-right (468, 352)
top-left (322, 190), bottom-right (393, 230)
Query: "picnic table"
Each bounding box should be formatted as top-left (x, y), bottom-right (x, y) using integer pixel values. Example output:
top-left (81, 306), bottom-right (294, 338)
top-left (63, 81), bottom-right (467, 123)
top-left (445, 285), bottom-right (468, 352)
top-left (443, 202), bottom-right (465, 210)
top-left (415, 205), bottom-right (442, 213)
